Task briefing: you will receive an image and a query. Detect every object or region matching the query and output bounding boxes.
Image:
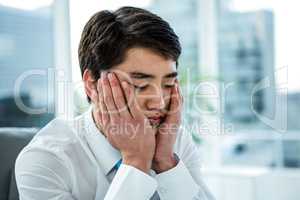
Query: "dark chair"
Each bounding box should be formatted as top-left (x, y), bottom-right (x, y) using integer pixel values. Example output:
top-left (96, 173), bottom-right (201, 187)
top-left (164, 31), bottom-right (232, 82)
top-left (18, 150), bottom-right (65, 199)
top-left (0, 128), bottom-right (37, 200)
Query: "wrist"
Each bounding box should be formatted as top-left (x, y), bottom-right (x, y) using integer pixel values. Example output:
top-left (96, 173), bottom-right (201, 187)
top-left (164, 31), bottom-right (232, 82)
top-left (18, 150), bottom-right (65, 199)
top-left (152, 153), bottom-right (179, 174)
top-left (123, 156), bottom-right (152, 173)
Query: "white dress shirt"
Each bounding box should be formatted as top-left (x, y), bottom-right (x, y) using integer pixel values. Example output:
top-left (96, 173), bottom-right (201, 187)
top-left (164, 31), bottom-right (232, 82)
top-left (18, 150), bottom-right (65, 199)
top-left (15, 107), bottom-right (215, 200)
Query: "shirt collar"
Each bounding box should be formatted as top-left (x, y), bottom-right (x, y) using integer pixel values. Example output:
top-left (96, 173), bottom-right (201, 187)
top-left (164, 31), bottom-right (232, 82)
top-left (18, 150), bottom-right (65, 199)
top-left (83, 106), bottom-right (121, 175)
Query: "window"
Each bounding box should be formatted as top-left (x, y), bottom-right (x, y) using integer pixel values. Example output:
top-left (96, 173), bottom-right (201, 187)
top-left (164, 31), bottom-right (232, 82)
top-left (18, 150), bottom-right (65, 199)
top-left (0, 1), bottom-right (55, 127)
top-left (217, 0), bottom-right (300, 168)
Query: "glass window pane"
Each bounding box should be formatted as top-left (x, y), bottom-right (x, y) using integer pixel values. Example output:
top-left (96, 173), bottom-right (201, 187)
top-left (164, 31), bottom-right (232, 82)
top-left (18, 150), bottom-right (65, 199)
top-left (0, 2), bottom-right (55, 127)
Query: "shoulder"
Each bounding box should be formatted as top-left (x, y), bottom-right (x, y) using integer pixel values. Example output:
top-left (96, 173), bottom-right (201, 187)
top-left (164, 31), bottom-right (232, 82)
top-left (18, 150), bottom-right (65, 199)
top-left (16, 114), bottom-right (86, 170)
top-left (24, 118), bottom-right (78, 150)
top-left (15, 116), bottom-right (87, 187)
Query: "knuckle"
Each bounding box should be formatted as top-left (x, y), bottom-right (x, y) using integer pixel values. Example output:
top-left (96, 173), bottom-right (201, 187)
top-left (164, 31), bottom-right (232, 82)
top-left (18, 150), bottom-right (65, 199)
top-left (115, 98), bottom-right (123, 106)
top-left (114, 93), bottom-right (121, 99)
top-left (119, 105), bottom-right (127, 113)
top-left (99, 99), bottom-right (105, 105)
top-left (102, 117), bottom-right (109, 124)
top-left (104, 95), bottom-right (110, 102)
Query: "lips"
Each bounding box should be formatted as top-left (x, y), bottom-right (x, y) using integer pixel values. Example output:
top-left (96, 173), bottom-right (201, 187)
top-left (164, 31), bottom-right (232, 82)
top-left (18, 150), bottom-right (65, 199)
top-left (148, 116), bottom-right (164, 127)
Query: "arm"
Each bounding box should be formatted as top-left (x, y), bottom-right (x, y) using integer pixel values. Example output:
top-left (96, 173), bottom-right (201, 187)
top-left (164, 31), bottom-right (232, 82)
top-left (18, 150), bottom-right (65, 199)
top-left (15, 150), bottom-right (75, 200)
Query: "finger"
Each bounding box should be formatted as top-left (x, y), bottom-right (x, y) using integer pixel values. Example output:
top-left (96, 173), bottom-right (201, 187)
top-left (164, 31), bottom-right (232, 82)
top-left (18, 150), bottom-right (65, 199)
top-left (120, 81), bottom-right (135, 118)
top-left (102, 72), bottom-right (119, 121)
top-left (169, 83), bottom-right (181, 115)
top-left (176, 81), bottom-right (184, 106)
top-left (97, 78), bottom-right (109, 125)
top-left (108, 72), bottom-right (132, 119)
top-left (121, 81), bottom-right (144, 120)
top-left (174, 79), bottom-right (183, 104)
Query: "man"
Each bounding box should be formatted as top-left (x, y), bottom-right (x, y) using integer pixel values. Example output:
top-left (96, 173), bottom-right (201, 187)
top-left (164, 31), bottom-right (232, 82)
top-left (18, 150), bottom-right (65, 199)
top-left (15, 6), bottom-right (214, 200)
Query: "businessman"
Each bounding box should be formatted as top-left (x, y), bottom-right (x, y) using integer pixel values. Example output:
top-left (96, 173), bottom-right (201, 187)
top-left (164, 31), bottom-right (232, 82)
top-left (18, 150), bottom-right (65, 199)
top-left (15, 6), bottom-right (214, 200)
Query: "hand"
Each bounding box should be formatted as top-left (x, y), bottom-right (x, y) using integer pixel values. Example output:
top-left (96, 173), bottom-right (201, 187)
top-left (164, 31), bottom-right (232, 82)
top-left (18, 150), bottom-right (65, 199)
top-left (93, 71), bottom-right (157, 173)
top-left (152, 81), bottom-right (183, 173)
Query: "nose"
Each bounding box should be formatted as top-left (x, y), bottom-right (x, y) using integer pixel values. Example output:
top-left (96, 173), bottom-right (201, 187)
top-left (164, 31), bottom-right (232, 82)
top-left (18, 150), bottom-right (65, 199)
top-left (146, 86), bottom-right (165, 111)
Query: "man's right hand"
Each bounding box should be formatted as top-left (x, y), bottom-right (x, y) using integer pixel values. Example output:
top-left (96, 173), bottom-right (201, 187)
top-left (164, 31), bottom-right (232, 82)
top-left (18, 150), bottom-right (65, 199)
top-left (93, 71), bottom-right (157, 173)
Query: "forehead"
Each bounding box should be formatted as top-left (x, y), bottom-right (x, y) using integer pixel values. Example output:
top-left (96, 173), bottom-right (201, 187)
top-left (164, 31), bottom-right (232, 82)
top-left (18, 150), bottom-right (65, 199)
top-left (112, 47), bottom-right (177, 77)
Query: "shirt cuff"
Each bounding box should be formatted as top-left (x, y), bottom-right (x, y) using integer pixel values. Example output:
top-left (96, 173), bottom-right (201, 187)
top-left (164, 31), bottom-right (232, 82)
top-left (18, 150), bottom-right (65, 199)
top-left (155, 159), bottom-right (199, 200)
top-left (104, 164), bottom-right (158, 200)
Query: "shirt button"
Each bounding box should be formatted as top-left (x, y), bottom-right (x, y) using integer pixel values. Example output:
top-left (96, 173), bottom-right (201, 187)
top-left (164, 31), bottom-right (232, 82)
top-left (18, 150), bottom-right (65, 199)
top-left (158, 187), bottom-right (167, 194)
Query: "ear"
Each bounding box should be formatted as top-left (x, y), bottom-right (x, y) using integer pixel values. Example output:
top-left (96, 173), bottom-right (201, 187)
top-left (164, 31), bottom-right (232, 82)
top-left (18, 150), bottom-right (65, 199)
top-left (82, 69), bottom-right (98, 103)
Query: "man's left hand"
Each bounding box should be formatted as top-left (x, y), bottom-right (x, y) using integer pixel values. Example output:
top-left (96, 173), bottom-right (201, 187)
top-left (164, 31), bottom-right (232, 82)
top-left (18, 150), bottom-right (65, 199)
top-left (152, 80), bottom-right (183, 173)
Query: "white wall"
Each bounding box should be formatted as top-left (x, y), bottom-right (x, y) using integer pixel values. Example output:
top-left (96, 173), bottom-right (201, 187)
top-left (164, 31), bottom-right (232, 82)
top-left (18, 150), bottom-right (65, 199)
top-left (202, 167), bottom-right (300, 200)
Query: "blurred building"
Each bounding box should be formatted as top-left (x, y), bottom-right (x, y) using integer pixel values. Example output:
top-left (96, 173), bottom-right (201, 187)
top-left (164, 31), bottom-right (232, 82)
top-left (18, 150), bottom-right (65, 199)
top-left (282, 92), bottom-right (300, 167)
top-left (0, 5), bottom-right (55, 127)
top-left (147, 0), bottom-right (200, 80)
top-left (218, 6), bottom-right (275, 127)
top-left (285, 92), bottom-right (300, 130)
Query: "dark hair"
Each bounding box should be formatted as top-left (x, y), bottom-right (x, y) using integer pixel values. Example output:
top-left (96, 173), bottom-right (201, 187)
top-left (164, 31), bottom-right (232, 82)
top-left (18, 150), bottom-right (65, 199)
top-left (78, 6), bottom-right (181, 102)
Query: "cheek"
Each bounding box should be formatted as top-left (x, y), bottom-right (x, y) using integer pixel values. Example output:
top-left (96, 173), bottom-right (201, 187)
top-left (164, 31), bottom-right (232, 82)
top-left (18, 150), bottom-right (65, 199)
top-left (135, 94), bottom-right (147, 112)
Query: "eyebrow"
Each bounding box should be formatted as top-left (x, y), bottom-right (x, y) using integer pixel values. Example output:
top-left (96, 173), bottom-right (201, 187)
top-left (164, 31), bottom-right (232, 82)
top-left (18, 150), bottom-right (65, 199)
top-left (129, 71), bottom-right (178, 79)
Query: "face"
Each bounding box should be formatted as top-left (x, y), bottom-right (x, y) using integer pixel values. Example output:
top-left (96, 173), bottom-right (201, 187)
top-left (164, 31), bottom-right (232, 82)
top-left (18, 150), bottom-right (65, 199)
top-left (106, 47), bottom-right (177, 126)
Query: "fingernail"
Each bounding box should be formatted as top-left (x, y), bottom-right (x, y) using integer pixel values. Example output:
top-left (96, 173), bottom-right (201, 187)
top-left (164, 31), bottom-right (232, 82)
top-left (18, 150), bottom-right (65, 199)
top-left (101, 71), bottom-right (106, 79)
top-left (121, 81), bottom-right (127, 88)
top-left (108, 72), bottom-right (113, 80)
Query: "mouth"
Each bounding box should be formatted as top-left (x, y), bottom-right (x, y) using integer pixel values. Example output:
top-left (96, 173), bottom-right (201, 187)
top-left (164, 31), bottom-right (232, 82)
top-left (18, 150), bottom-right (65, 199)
top-left (148, 116), bottom-right (165, 127)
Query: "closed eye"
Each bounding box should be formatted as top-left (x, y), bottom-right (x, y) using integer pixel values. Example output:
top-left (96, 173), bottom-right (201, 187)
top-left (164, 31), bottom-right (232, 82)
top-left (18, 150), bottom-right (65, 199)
top-left (133, 84), bottom-right (148, 91)
top-left (164, 84), bottom-right (175, 88)
top-left (133, 84), bottom-right (175, 91)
